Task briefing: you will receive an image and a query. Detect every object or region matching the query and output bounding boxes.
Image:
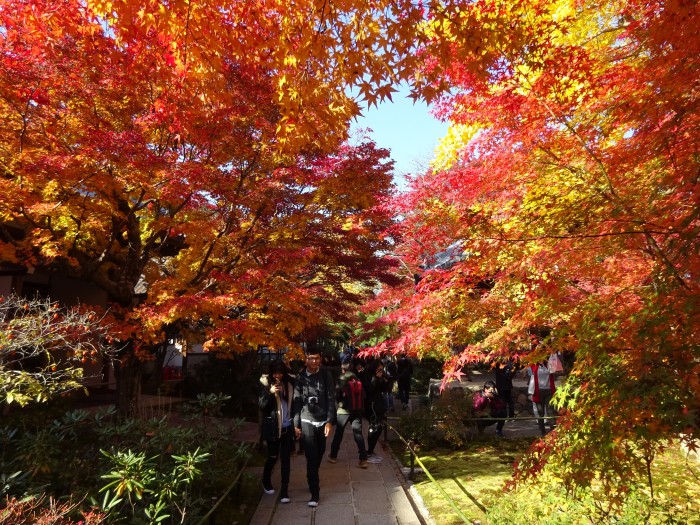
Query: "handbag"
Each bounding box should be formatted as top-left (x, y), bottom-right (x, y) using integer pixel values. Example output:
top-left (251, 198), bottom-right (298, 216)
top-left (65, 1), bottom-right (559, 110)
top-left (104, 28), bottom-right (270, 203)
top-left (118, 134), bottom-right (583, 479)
top-left (548, 353), bottom-right (564, 374)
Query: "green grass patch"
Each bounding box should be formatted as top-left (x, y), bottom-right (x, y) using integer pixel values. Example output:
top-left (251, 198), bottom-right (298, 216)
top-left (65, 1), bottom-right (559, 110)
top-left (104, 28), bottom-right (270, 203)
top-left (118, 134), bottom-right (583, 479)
top-left (390, 438), bottom-right (700, 525)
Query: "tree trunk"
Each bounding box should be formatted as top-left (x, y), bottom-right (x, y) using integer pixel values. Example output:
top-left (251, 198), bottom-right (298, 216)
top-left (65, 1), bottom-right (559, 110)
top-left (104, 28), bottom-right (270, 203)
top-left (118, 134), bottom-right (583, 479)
top-left (114, 344), bottom-right (142, 419)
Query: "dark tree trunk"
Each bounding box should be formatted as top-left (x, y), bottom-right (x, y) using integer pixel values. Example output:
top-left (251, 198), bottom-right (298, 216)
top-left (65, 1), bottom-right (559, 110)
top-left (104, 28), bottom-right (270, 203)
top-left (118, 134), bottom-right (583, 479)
top-left (152, 345), bottom-right (166, 391)
top-left (114, 343), bottom-right (142, 419)
top-left (141, 344), bottom-right (166, 395)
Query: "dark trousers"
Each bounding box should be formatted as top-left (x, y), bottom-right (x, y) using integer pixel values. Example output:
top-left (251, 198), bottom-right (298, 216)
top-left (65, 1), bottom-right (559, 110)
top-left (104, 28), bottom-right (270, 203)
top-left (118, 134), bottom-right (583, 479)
top-left (300, 421), bottom-right (327, 499)
top-left (477, 408), bottom-right (507, 433)
top-left (397, 379), bottom-right (410, 405)
top-left (366, 402), bottom-right (385, 455)
top-left (532, 389), bottom-right (556, 436)
top-left (263, 426), bottom-right (294, 489)
top-left (498, 389), bottom-right (515, 418)
top-left (367, 421), bottom-right (384, 455)
top-left (383, 381), bottom-right (395, 409)
top-left (330, 411), bottom-right (367, 460)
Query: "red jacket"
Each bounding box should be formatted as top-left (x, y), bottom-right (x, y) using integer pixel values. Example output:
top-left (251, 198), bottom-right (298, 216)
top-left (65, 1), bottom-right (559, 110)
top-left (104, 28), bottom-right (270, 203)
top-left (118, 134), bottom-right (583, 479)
top-left (473, 390), bottom-right (506, 414)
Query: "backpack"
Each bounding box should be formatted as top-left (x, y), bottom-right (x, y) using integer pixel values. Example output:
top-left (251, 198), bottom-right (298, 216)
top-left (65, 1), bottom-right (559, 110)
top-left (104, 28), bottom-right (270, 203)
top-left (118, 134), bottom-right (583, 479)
top-left (343, 377), bottom-right (365, 413)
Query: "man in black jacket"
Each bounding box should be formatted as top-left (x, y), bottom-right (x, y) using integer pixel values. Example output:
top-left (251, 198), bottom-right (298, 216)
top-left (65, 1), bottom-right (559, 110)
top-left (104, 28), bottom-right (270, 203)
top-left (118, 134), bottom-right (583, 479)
top-left (293, 348), bottom-right (336, 507)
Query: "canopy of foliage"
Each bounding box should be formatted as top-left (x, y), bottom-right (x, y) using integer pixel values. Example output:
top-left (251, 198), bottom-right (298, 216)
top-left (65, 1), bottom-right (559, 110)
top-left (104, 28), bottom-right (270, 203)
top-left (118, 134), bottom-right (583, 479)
top-left (367, 0), bottom-right (700, 498)
top-left (0, 0), bottom-right (406, 361)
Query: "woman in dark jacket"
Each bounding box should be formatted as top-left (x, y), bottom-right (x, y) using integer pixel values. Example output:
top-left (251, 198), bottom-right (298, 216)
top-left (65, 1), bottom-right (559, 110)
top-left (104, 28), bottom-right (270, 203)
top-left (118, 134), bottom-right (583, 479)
top-left (259, 360), bottom-right (294, 503)
top-left (362, 361), bottom-right (388, 462)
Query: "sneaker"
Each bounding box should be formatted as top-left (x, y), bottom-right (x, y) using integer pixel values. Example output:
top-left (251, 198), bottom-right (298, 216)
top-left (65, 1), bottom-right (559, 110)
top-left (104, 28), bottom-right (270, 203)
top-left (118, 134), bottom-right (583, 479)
top-left (327, 455), bottom-right (337, 463)
top-left (308, 499), bottom-right (319, 507)
top-left (367, 454), bottom-right (383, 463)
top-left (262, 482), bottom-right (275, 495)
top-left (280, 485), bottom-right (290, 503)
top-left (358, 459), bottom-right (368, 469)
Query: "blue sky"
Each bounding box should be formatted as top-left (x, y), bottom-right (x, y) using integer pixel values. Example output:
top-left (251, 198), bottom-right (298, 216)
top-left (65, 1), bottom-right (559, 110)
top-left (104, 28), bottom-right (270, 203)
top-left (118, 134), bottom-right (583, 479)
top-left (350, 85), bottom-right (449, 190)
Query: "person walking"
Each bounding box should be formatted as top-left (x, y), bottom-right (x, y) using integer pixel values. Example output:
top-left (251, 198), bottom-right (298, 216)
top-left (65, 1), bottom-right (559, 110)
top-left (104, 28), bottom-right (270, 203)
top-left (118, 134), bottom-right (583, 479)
top-left (363, 361), bottom-right (388, 463)
top-left (396, 353), bottom-right (413, 410)
top-left (293, 348), bottom-right (336, 507)
top-left (494, 359), bottom-right (517, 418)
top-left (382, 356), bottom-right (397, 411)
top-left (258, 360), bottom-right (295, 503)
top-left (526, 361), bottom-right (557, 436)
top-left (328, 360), bottom-right (369, 468)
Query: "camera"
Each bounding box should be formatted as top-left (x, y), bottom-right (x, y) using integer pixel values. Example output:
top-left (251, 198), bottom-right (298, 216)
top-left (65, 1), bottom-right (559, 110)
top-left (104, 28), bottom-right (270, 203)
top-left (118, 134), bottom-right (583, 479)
top-left (308, 396), bottom-right (318, 405)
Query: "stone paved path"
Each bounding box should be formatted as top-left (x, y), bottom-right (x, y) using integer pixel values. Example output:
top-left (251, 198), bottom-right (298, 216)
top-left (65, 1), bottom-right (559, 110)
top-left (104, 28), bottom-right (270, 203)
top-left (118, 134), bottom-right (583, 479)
top-left (249, 411), bottom-right (424, 525)
top-left (246, 371), bottom-right (553, 525)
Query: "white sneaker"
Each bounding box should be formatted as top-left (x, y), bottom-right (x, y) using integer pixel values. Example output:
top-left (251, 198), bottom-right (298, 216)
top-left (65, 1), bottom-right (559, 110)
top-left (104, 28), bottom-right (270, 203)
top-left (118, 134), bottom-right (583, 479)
top-left (308, 499), bottom-right (319, 507)
top-left (367, 455), bottom-right (383, 463)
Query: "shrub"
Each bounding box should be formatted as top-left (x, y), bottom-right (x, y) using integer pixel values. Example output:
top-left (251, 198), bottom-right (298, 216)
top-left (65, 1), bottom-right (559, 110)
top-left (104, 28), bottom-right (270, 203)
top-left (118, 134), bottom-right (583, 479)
top-left (1, 401), bottom-right (252, 524)
top-left (396, 388), bottom-right (474, 449)
top-left (410, 357), bottom-right (444, 395)
top-left (427, 388), bottom-right (474, 448)
top-left (0, 495), bottom-right (106, 525)
top-left (0, 294), bottom-right (115, 407)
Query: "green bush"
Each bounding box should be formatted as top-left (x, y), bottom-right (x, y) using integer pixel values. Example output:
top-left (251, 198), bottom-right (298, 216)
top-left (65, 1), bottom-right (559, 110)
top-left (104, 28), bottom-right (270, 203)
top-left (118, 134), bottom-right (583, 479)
top-left (98, 447), bottom-right (211, 524)
top-left (396, 405), bottom-right (436, 447)
top-left (396, 388), bottom-right (473, 449)
top-left (1, 399), bottom-right (251, 524)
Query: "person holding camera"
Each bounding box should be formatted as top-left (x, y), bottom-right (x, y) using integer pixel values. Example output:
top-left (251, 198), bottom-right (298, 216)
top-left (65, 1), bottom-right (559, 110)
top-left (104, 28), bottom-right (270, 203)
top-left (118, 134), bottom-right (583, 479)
top-left (259, 360), bottom-right (295, 503)
top-left (473, 380), bottom-right (508, 437)
top-left (293, 348), bottom-right (336, 507)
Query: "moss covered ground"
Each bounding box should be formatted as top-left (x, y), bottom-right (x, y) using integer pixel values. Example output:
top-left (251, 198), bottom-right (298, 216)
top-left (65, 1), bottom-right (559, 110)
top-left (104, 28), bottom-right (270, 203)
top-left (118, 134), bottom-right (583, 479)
top-left (390, 437), bottom-right (700, 525)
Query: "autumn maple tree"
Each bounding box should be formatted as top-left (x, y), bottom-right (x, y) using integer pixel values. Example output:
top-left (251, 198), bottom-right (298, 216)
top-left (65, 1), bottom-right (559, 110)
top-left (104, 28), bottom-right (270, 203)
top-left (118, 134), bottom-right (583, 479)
top-left (0, 0), bottom-right (414, 414)
top-left (363, 0), bottom-right (700, 499)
